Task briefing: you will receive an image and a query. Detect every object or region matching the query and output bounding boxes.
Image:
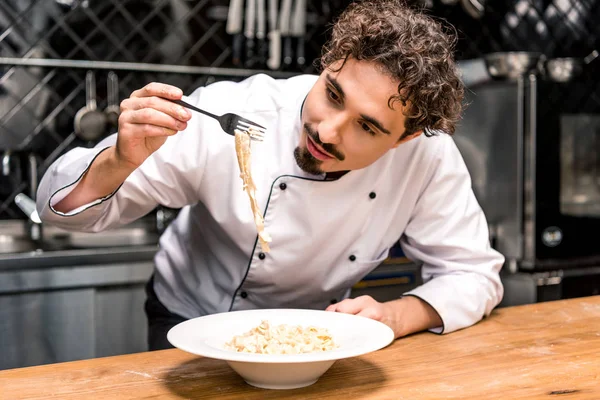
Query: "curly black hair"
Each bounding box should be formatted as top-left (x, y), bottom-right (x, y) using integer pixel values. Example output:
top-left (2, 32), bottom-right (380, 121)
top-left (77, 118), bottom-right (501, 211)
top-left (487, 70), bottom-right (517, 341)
top-left (320, 0), bottom-right (464, 137)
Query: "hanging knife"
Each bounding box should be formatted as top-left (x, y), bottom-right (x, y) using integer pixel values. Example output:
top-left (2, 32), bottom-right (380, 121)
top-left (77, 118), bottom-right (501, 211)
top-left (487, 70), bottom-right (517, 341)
top-left (279, 0), bottom-right (293, 70)
top-left (244, 0), bottom-right (257, 68)
top-left (226, 0), bottom-right (245, 66)
top-left (291, 0), bottom-right (306, 69)
top-left (256, 0), bottom-right (267, 68)
top-left (266, 0), bottom-right (281, 70)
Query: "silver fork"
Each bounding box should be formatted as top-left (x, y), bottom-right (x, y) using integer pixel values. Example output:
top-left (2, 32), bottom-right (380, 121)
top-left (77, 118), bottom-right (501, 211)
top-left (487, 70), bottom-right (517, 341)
top-left (171, 99), bottom-right (266, 141)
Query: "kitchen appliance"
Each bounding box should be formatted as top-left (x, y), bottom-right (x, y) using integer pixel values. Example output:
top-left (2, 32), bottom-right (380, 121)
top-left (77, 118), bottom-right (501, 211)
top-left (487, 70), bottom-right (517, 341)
top-left (454, 58), bottom-right (600, 272)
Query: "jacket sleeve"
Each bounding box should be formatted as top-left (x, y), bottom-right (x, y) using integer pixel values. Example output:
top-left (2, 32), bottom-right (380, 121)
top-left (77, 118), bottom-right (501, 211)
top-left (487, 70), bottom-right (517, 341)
top-left (36, 92), bottom-right (208, 233)
top-left (400, 135), bottom-right (505, 334)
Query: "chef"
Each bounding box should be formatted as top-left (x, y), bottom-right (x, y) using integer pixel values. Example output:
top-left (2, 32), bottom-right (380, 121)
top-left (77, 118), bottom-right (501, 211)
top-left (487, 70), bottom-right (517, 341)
top-left (36, 0), bottom-right (504, 350)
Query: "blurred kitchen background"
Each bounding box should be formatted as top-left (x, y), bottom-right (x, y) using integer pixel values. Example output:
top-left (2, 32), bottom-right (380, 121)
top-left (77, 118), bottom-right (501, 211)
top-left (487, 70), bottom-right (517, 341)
top-left (1, 0), bottom-right (599, 370)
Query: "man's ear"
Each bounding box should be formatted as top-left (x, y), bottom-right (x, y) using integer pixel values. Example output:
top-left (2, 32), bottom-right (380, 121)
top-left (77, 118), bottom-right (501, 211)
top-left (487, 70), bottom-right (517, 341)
top-left (392, 130), bottom-right (423, 148)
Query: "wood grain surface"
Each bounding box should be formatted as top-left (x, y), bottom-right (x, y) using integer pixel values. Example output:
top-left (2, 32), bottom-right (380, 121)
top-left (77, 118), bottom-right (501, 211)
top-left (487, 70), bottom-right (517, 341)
top-left (1, 296), bottom-right (599, 399)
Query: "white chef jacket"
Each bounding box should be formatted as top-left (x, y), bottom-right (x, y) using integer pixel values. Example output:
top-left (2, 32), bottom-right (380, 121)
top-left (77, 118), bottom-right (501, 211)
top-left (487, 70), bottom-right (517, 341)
top-left (37, 73), bottom-right (504, 334)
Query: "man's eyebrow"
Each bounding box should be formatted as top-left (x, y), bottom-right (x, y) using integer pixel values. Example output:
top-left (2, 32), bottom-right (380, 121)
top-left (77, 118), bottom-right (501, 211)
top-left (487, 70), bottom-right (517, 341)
top-left (360, 114), bottom-right (391, 135)
top-left (326, 74), bottom-right (391, 135)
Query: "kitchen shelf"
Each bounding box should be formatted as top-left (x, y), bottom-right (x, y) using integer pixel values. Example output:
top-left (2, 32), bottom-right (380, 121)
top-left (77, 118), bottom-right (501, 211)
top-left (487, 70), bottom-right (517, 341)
top-left (0, 57), bottom-right (299, 78)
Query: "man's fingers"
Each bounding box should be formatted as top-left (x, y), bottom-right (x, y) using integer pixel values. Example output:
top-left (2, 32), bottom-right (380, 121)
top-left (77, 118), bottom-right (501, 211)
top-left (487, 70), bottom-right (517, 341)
top-left (356, 308), bottom-right (384, 321)
top-left (330, 298), bottom-right (367, 315)
top-left (131, 82), bottom-right (183, 100)
top-left (121, 108), bottom-right (187, 132)
top-left (120, 121), bottom-right (179, 138)
top-left (326, 295), bottom-right (382, 319)
top-left (121, 97), bottom-right (191, 122)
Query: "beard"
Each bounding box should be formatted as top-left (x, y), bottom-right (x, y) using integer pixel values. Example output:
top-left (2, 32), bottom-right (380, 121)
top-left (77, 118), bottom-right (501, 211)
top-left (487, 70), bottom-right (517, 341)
top-left (293, 123), bottom-right (344, 175)
top-left (293, 146), bottom-right (324, 175)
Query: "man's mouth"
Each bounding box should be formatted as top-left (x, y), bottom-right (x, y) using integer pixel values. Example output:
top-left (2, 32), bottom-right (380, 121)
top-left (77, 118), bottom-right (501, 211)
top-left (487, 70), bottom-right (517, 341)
top-left (306, 135), bottom-right (334, 161)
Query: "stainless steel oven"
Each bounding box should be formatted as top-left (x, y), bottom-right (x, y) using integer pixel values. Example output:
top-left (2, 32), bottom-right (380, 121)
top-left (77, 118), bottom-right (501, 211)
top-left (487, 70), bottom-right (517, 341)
top-left (534, 76), bottom-right (600, 268)
top-left (455, 58), bottom-right (600, 272)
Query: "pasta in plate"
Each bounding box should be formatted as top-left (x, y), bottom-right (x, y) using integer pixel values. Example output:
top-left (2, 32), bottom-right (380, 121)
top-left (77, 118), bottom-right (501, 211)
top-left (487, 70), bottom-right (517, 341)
top-left (224, 320), bottom-right (338, 355)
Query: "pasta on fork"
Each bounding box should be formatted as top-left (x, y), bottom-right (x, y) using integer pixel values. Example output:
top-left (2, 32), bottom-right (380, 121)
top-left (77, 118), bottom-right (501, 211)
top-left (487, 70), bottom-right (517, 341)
top-left (234, 128), bottom-right (272, 252)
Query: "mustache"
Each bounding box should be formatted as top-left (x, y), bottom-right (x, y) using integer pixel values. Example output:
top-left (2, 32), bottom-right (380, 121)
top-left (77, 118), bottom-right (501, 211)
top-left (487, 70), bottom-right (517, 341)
top-left (304, 123), bottom-right (345, 161)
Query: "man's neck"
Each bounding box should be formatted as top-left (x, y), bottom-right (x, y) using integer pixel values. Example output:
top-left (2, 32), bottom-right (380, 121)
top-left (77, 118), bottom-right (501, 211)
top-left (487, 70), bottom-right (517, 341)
top-left (324, 171), bottom-right (349, 181)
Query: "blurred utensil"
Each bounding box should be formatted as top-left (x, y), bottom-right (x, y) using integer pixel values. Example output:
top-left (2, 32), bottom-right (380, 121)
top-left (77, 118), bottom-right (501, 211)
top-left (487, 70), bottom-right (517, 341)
top-left (543, 50), bottom-right (598, 83)
top-left (14, 193), bottom-right (41, 224)
top-left (244, 0), bottom-right (256, 68)
top-left (256, 0), bottom-right (267, 68)
top-left (266, 0), bottom-right (281, 70)
top-left (104, 71), bottom-right (120, 132)
top-left (460, 0), bottom-right (484, 19)
top-left (226, 0), bottom-right (245, 66)
top-left (290, 0), bottom-right (306, 68)
top-left (74, 71), bottom-right (107, 141)
top-left (279, 0), bottom-right (293, 69)
top-left (1, 151), bottom-right (11, 176)
top-left (484, 52), bottom-right (542, 80)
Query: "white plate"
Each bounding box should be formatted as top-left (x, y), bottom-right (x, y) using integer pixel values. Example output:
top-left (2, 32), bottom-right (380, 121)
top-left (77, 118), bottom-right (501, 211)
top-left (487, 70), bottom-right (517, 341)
top-left (167, 308), bottom-right (395, 389)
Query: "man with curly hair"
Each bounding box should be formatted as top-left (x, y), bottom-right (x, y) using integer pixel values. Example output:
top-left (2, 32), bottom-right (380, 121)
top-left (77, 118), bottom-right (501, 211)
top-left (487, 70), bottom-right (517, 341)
top-left (37, 0), bottom-right (504, 350)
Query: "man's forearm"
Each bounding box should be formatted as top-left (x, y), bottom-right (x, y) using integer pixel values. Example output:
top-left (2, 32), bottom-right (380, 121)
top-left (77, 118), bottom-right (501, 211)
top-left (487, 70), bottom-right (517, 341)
top-left (53, 146), bottom-right (136, 213)
top-left (384, 296), bottom-right (443, 338)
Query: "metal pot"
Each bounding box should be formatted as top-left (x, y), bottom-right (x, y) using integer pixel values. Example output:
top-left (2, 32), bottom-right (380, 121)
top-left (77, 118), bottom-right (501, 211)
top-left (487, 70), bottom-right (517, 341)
top-left (543, 50), bottom-right (598, 83)
top-left (484, 52), bottom-right (542, 80)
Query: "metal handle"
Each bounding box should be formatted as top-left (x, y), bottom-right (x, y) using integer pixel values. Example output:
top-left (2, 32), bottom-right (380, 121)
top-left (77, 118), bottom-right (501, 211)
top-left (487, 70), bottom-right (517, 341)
top-left (267, 0), bottom-right (278, 31)
top-left (171, 99), bottom-right (219, 120)
top-left (226, 0), bottom-right (244, 34)
top-left (292, 0), bottom-right (306, 67)
top-left (267, 30), bottom-right (281, 70)
top-left (244, 0), bottom-right (256, 39)
top-left (283, 36), bottom-right (293, 67)
top-left (584, 50), bottom-right (599, 65)
top-left (107, 71), bottom-right (119, 107)
top-left (28, 153), bottom-right (38, 199)
top-left (290, 0), bottom-right (306, 36)
top-left (278, 0), bottom-right (292, 35)
top-left (85, 70), bottom-right (97, 109)
top-left (256, 0), bottom-right (266, 39)
top-left (266, 0), bottom-right (281, 70)
top-left (2, 151), bottom-right (10, 176)
top-left (15, 193), bottom-right (41, 224)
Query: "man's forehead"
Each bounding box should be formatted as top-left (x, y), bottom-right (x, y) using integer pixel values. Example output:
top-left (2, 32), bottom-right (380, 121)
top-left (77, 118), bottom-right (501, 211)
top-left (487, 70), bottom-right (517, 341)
top-left (324, 60), bottom-right (400, 103)
top-left (322, 67), bottom-right (406, 136)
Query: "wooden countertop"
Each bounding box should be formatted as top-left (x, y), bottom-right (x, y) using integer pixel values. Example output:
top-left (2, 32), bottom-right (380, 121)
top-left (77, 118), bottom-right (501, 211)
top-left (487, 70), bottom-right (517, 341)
top-left (2, 296), bottom-right (600, 399)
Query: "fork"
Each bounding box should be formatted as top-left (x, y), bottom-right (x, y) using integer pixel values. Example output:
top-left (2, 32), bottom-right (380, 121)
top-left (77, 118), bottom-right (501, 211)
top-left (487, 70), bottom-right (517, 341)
top-left (171, 99), bottom-right (266, 141)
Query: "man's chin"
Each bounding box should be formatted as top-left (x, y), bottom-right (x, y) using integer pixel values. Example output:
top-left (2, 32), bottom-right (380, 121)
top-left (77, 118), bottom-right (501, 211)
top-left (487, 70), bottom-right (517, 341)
top-left (294, 146), bottom-right (324, 175)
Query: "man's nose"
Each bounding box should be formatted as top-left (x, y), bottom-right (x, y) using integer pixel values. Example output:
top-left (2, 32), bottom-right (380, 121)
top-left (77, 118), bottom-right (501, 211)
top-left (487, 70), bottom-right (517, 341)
top-left (317, 114), bottom-right (346, 144)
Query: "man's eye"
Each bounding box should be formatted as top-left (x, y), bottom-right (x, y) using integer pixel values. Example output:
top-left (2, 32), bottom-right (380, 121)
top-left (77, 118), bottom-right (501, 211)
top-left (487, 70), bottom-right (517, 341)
top-left (326, 87), bottom-right (340, 103)
top-left (360, 122), bottom-right (376, 136)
